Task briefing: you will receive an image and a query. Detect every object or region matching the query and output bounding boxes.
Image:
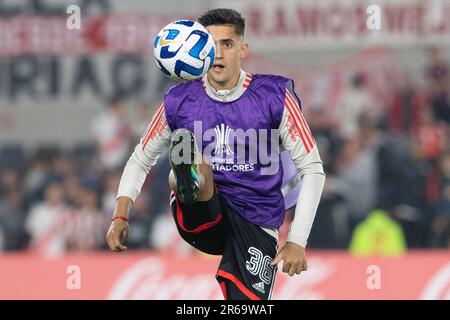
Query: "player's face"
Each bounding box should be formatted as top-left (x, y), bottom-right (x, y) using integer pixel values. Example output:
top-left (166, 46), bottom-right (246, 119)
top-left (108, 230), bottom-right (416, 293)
top-left (206, 25), bottom-right (249, 90)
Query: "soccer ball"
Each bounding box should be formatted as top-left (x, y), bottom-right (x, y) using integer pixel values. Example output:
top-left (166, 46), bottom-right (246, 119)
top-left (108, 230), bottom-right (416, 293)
top-left (153, 20), bottom-right (216, 81)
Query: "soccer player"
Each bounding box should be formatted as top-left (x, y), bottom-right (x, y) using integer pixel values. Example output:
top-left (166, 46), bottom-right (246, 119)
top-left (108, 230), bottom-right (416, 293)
top-left (106, 8), bottom-right (325, 300)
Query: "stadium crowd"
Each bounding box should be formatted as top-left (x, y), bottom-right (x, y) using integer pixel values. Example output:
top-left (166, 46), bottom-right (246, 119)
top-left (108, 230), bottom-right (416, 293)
top-left (0, 47), bottom-right (449, 255)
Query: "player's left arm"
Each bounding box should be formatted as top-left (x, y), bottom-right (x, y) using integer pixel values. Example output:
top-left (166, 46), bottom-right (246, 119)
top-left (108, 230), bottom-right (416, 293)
top-left (271, 84), bottom-right (326, 276)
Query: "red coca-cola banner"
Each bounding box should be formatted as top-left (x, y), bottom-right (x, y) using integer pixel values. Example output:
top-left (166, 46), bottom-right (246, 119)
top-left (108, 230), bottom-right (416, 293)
top-left (0, 251), bottom-right (448, 300)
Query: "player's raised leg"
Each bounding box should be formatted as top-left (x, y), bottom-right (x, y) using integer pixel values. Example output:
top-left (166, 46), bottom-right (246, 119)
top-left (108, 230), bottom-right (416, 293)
top-left (167, 128), bottom-right (226, 255)
top-left (168, 128), bottom-right (214, 203)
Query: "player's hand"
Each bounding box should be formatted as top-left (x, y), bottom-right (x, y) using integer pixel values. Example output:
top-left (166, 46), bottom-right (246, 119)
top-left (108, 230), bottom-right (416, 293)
top-left (106, 219), bottom-right (129, 253)
top-left (270, 242), bottom-right (308, 276)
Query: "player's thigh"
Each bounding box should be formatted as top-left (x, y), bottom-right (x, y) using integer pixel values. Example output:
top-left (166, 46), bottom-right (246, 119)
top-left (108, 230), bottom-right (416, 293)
top-left (216, 206), bottom-right (278, 300)
top-left (170, 191), bottom-right (227, 255)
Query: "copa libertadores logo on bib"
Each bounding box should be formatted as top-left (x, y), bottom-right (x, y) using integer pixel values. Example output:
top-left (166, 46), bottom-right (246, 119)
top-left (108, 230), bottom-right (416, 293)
top-left (210, 123), bottom-right (255, 172)
top-left (214, 124), bottom-right (235, 157)
top-left (193, 121), bottom-right (280, 175)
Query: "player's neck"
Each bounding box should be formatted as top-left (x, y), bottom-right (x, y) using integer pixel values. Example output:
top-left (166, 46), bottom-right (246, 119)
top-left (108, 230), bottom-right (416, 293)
top-left (209, 72), bottom-right (241, 91)
top-left (203, 70), bottom-right (250, 103)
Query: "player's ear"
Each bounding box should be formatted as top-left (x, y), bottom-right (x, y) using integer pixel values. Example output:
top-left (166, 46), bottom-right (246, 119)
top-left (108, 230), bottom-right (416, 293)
top-left (241, 42), bottom-right (249, 59)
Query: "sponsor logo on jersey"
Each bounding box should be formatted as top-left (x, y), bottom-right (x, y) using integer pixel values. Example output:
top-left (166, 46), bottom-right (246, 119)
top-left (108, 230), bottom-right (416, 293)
top-left (193, 121), bottom-right (280, 175)
top-left (213, 124), bottom-right (234, 157)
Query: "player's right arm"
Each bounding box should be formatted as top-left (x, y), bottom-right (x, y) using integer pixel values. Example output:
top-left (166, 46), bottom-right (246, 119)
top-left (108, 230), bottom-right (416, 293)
top-left (271, 84), bottom-right (325, 276)
top-left (106, 103), bottom-right (171, 252)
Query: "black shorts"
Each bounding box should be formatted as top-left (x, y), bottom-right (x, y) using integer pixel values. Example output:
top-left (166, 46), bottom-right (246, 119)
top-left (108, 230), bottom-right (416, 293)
top-left (170, 191), bottom-right (278, 300)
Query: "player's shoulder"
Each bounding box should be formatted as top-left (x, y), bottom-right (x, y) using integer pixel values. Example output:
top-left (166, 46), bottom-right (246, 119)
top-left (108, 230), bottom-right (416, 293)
top-left (252, 73), bottom-right (291, 83)
top-left (250, 74), bottom-right (292, 92)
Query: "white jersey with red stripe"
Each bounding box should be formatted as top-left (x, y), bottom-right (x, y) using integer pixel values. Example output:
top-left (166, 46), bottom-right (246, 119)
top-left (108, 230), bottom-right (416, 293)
top-left (118, 69), bottom-right (325, 248)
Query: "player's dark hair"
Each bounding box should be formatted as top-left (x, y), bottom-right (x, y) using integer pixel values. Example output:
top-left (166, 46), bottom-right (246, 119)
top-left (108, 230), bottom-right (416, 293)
top-left (198, 8), bottom-right (245, 37)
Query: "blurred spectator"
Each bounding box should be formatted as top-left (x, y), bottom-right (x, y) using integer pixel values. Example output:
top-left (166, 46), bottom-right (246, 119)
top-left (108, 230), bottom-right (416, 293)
top-left (430, 184), bottom-right (450, 248)
top-left (389, 74), bottom-right (425, 134)
top-left (22, 150), bottom-right (56, 204)
top-left (377, 133), bottom-right (411, 209)
top-left (336, 72), bottom-right (375, 139)
top-left (0, 168), bottom-right (21, 198)
top-left (64, 182), bottom-right (107, 251)
top-left (126, 192), bottom-right (152, 249)
top-left (0, 188), bottom-right (28, 250)
top-left (91, 96), bottom-right (132, 170)
top-left (308, 105), bottom-right (342, 171)
top-left (51, 154), bottom-right (75, 180)
top-left (25, 182), bottom-right (69, 257)
top-left (335, 129), bottom-right (378, 225)
top-left (349, 208), bottom-right (407, 256)
top-left (101, 169), bottom-right (123, 216)
top-left (308, 173), bottom-right (349, 249)
top-left (63, 174), bottom-right (83, 207)
top-left (400, 139), bottom-right (433, 211)
top-left (132, 102), bottom-right (156, 141)
top-left (0, 145), bottom-right (25, 171)
top-left (412, 107), bottom-right (448, 162)
top-left (424, 47), bottom-right (450, 124)
top-left (383, 138), bottom-right (433, 248)
top-left (430, 153), bottom-right (450, 248)
top-left (440, 152), bottom-right (450, 188)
